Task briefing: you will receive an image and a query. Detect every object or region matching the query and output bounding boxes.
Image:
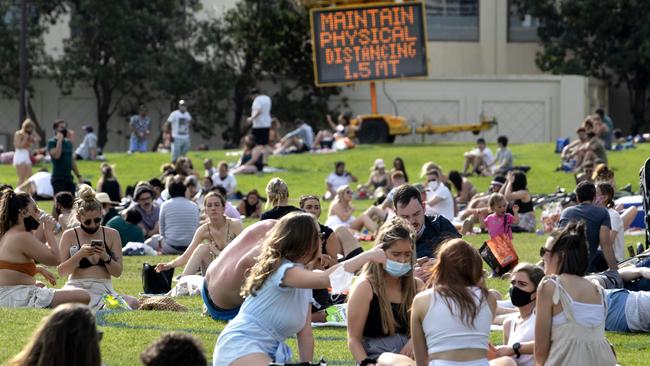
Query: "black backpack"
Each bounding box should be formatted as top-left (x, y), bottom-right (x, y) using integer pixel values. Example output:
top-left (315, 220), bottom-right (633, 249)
top-left (142, 263), bottom-right (174, 294)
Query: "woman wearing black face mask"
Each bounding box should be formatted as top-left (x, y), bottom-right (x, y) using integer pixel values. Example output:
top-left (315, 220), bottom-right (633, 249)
top-left (0, 188), bottom-right (90, 308)
top-left (493, 263), bottom-right (544, 366)
top-left (58, 185), bottom-right (139, 309)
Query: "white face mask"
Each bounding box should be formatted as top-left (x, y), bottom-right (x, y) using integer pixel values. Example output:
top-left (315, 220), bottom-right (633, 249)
top-left (329, 265), bottom-right (354, 294)
top-left (428, 181), bottom-right (439, 191)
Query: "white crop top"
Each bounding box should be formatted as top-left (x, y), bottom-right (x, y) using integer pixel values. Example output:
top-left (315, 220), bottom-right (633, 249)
top-left (421, 287), bottom-right (492, 354)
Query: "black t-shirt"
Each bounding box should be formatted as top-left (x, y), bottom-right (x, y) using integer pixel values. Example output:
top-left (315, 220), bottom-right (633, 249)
top-left (259, 205), bottom-right (302, 221)
top-left (415, 215), bottom-right (461, 258)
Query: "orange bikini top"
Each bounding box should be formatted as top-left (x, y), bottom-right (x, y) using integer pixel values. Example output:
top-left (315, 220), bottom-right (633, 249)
top-left (0, 260), bottom-right (37, 277)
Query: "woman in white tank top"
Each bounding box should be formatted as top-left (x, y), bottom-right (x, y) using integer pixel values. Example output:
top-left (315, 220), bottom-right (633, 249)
top-left (410, 239), bottom-right (502, 366)
top-left (493, 263), bottom-right (545, 366)
top-left (535, 221), bottom-right (617, 366)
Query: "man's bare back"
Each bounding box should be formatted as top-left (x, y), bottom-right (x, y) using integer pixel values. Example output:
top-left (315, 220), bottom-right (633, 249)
top-left (204, 219), bottom-right (276, 309)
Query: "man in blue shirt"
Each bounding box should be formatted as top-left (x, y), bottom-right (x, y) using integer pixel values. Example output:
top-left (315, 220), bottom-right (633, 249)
top-left (393, 184), bottom-right (461, 281)
top-left (559, 181), bottom-right (616, 272)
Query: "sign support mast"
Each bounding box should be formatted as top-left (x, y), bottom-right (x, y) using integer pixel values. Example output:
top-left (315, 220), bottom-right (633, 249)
top-left (370, 82), bottom-right (378, 114)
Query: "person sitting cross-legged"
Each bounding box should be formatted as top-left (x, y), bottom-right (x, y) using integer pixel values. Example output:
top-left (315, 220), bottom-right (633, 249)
top-left (145, 175), bottom-right (200, 254)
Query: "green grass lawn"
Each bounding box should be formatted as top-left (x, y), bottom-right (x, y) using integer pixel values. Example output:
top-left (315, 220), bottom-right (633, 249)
top-left (0, 142), bottom-right (649, 365)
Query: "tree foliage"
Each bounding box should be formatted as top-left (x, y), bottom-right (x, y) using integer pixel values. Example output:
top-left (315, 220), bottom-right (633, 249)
top-left (198, 0), bottom-right (341, 145)
top-left (54, 0), bottom-right (204, 148)
top-left (513, 0), bottom-right (650, 132)
top-left (0, 1), bottom-right (64, 139)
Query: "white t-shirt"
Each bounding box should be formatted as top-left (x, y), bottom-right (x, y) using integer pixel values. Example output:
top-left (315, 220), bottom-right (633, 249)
top-left (29, 171), bottom-right (53, 198)
top-left (211, 173), bottom-right (237, 195)
top-left (251, 95), bottom-right (272, 128)
top-left (167, 110), bottom-right (192, 137)
top-left (607, 208), bottom-right (625, 262)
top-left (426, 182), bottom-right (455, 220)
top-left (326, 172), bottom-right (353, 192)
top-left (470, 147), bottom-right (495, 166)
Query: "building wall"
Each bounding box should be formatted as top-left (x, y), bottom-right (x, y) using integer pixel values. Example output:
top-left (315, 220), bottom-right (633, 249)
top-left (0, 0), bottom-right (612, 151)
top-left (335, 75), bottom-right (603, 144)
top-left (0, 79), bottom-right (225, 153)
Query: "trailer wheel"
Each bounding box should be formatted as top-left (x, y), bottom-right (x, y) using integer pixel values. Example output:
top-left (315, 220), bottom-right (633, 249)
top-left (357, 118), bottom-right (390, 144)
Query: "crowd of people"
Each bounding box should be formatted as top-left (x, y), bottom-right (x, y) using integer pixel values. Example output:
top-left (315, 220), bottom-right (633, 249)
top-left (0, 100), bottom-right (645, 366)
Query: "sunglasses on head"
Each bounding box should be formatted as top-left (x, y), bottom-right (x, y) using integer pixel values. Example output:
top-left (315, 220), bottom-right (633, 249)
top-left (540, 247), bottom-right (551, 257)
top-left (83, 218), bottom-right (102, 226)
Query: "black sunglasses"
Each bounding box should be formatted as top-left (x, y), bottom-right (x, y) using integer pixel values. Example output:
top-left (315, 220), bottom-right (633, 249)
top-left (540, 247), bottom-right (551, 257)
top-left (83, 218), bottom-right (102, 226)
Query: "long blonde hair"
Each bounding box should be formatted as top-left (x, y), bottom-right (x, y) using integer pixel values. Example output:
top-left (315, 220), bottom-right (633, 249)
top-left (360, 217), bottom-right (417, 335)
top-left (265, 177), bottom-right (289, 209)
top-left (327, 184), bottom-right (350, 217)
top-left (21, 119), bottom-right (35, 134)
top-left (74, 184), bottom-right (102, 215)
top-left (241, 212), bottom-right (320, 297)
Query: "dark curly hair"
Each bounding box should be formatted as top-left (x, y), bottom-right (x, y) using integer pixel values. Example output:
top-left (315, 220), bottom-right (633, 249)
top-left (140, 332), bottom-right (206, 366)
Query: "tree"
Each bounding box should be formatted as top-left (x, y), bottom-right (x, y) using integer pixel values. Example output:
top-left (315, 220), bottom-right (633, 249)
top-left (0, 1), bottom-right (64, 143)
top-left (54, 0), bottom-right (202, 148)
top-left (198, 0), bottom-right (341, 145)
top-left (513, 0), bottom-right (650, 133)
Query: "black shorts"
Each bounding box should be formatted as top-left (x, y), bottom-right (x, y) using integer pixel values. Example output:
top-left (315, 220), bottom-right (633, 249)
top-left (51, 176), bottom-right (76, 195)
top-left (252, 127), bottom-right (270, 146)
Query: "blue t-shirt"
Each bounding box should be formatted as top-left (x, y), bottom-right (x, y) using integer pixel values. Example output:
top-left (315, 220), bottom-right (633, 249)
top-left (559, 203), bottom-right (611, 266)
top-left (416, 215), bottom-right (461, 258)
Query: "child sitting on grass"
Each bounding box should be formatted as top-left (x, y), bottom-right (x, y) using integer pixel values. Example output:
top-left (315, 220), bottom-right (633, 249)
top-left (484, 193), bottom-right (519, 240)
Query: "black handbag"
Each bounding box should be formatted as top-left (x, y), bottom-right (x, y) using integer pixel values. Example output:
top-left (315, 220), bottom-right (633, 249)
top-left (142, 263), bottom-right (174, 294)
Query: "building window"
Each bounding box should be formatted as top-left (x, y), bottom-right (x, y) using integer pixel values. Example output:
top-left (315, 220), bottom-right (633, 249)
top-left (508, 2), bottom-right (540, 42)
top-left (426, 0), bottom-right (479, 42)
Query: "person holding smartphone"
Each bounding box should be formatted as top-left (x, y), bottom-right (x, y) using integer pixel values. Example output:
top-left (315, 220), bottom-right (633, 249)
top-left (58, 184), bottom-right (139, 309)
top-left (47, 119), bottom-right (83, 195)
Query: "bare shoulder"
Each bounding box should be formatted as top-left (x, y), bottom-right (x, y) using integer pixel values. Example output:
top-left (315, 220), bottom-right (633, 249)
top-left (351, 277), bottom-right (373, 297)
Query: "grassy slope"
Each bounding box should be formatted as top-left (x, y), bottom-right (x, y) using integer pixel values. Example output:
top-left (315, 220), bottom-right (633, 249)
top-left (0, 143), bottom-right (649, 365)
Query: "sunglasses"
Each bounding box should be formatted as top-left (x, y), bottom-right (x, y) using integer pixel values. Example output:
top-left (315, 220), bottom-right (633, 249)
top-left (83, 218), bottom-right (102, 226)
top-left (539, 247), bottom-right (551, 257)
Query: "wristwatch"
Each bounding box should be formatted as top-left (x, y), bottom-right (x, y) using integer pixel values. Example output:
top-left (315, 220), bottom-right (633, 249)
top-left (512, 342), bottom-right (521, 358)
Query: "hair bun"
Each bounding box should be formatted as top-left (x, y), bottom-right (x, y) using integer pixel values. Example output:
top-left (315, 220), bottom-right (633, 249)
top-left (77, 184), bottom-right (96, 201)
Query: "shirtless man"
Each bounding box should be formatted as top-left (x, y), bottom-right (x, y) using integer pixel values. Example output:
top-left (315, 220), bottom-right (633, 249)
top-left (201, 219), bottom-right (277, 321)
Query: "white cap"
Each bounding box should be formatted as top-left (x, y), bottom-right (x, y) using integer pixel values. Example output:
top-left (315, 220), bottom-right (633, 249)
top-left (373, 158), bottom-right (385, 170)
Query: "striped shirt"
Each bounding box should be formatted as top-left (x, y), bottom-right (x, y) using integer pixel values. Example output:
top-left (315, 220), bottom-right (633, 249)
top-left (159, 197), bottom-right (200, 249)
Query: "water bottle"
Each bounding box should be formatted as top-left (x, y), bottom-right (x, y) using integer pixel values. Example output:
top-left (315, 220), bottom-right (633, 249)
top-left (637, 242), bottom-right (644, 255)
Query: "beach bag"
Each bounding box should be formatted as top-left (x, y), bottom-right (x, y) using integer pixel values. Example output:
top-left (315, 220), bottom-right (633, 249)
top-left (479, 234), bottom-right (519, 276)
top-left (142, 263), bottom-right (174, 294)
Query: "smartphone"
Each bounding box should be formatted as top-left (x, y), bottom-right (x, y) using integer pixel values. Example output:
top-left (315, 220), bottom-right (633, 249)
top-left (91, 240), bottom-right (103, 247)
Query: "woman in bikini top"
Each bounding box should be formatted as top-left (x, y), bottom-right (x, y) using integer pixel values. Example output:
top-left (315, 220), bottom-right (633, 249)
top-left (154, 191), bottom-right (243, 276)
top-left (0, 188), bottom-right (89, 307)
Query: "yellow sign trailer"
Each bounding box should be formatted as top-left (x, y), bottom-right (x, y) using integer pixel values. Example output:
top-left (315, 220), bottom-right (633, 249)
top-left (306, 0), bottom-right (496, 143)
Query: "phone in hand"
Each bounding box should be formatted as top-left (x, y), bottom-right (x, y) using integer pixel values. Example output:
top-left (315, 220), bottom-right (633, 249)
top-left (91, 240), bottom-right (103, 248)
